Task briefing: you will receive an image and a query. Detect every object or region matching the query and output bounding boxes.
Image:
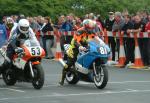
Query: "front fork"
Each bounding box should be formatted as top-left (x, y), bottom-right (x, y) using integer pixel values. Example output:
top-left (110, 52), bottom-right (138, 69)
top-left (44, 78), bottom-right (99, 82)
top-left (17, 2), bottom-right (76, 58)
top-left (93, 62), bottom-right (98, 77)
top-left (29, 61), bottom-right (34, 78)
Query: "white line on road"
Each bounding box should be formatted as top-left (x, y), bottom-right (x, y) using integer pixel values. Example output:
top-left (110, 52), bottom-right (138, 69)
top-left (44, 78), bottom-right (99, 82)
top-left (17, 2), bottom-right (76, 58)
top-left (79, 80), bottom-right (150, 84)
top-left (0, 89), bottom-right (150, 101)
top-left (1, 80), bottom-right (149, 89)
top-left (109, 81), bottom-right (150, 84)
top-left (36, 80), bottom-right (150, 88)
top-left (0, 88), bottom-right (25, 93)
top-left (1, 80), bottom-right (150, 90)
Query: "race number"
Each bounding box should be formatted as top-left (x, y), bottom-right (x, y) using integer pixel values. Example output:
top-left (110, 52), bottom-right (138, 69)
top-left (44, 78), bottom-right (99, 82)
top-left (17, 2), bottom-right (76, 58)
top-left (30, 47), bottom-right (41, 56)
top-left (99, 47), bottom-right (107, 54)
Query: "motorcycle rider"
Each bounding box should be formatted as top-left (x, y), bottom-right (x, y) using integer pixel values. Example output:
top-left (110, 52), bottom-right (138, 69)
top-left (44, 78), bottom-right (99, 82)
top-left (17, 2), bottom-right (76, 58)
top-left (0, 19), bottom-right (40, 73)
top-left (59, 19), bottom-right (105, 85)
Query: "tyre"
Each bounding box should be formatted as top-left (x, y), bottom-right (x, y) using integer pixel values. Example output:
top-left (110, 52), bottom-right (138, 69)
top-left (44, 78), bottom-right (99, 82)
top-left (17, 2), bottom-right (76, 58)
top-left (2, 68), bottom-right (17, 86)
top-left (93, 65), bottom-right (108, 89)
top-left (66, 70), bottom-right (79, 84)
top-left (32, 64), bottom-right (44, 89)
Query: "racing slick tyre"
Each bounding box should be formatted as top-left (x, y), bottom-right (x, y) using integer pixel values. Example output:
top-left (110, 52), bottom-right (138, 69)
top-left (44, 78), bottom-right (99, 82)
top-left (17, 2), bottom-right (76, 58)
top-left (2, 68), bottom-right (17, 86)
top-left (93, 65), bottom-right (108, 89)
top-left (32, 64), bottom-right (44, 89)
top-left (66, 69), bottom-right (79, 84)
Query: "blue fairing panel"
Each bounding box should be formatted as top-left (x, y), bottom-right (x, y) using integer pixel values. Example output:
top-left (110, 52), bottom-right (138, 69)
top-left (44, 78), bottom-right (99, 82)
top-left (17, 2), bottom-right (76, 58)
top-left (77, 52), bottom-right (97, 69)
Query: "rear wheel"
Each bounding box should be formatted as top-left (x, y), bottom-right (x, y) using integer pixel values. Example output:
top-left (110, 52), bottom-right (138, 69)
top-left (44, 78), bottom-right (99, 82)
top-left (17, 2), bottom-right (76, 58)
top-left (93, 65), bottom-right (108, 89)
top-left (32, 64), bottom-right (44, 89)
top-left (2, 68), bottom-right (17, 86)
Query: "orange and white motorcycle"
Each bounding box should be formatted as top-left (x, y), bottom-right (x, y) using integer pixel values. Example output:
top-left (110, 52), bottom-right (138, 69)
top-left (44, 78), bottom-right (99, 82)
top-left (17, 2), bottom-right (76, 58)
top-left (0, 40), bottom-right (45, 89)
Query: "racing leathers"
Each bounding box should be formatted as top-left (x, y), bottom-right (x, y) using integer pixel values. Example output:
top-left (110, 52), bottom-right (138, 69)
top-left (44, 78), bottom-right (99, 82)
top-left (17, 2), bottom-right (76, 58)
top-left (59, 27), bottom-right (99, 85)
top-left (2, 26), bottom-right (40, 69)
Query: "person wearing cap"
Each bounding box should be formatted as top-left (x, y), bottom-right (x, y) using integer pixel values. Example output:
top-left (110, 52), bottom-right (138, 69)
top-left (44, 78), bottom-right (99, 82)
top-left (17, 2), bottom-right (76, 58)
top-left (104, 11), bottom-right (116, 61)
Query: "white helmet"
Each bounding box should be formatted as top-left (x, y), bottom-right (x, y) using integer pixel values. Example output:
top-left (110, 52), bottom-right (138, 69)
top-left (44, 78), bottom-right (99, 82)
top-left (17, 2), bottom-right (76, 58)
top-left (18, 19), bottom-right (29, 34)
top-left (82, 19), bottom-right (96, 30)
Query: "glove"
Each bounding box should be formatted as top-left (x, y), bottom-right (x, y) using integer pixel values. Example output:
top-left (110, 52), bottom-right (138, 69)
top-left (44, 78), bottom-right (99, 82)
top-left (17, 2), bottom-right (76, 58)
top-left (66, 48), bottom-right (74, 58)
top-left (79, 46), bottom-right (86, 51)
top-left (15, 47), bottom-right (24, 54)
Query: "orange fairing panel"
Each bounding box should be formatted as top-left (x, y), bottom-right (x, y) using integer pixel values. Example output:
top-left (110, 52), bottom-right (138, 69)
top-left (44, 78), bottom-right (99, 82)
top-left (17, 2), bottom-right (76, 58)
top-left (32, 61), bottom-right (40, 65)
top-left (41, 48), bottom-right (46, 57)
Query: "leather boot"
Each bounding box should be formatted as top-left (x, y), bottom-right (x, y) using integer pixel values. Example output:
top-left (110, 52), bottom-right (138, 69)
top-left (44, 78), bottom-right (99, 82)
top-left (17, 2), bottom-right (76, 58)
top-left (59, 68), bottom-right (67, 86)
top-left (59, 64), bottom-right (69, 86)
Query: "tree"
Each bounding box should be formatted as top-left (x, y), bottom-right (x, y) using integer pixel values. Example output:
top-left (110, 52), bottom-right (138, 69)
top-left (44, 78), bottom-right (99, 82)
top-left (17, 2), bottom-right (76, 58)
top-left (0, 0), bottom-right (149, 20)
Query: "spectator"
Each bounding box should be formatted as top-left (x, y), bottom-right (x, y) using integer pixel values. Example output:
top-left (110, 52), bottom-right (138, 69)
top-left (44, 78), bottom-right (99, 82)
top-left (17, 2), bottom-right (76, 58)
top-left (95, 14), bottom-right (104, 36)
top-left (112, 12), bottom-right (125, 32)
top-left (73, 17), bottom-right (82, 30)
top-left (60, 15), bottom-right (74, 60)
top-left (61, 16), bottom-right (73, 31)
top-left (104, 12), bottom-right (116, 61)
top-left (121, 15), bottom-right (135, 67)
top-left (96, 14), bottom-right (105, 29)
top-left (112, 11), bottom-right (125, 60)
top-left (144, 14), bottom-right (150, 66)
top-left (141, 11), bottom-right (149, 24)
top-left (41, 17), bottom-right (54, 59)
top-left (5, 17), bottom-right (14, 39)
top-left (28, 17), bottom-right (41, 33)
top-left (131, 15), bottom-right (147, 66)
top-left (0, 17), bottom-right (7, 47)
top-left (89, 13), bottom-right (95, 20)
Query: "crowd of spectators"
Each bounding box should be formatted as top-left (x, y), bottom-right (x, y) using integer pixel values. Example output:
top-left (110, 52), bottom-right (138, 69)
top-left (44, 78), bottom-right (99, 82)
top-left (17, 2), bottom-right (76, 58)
top-left (0, 10), bottom-right (150, 67)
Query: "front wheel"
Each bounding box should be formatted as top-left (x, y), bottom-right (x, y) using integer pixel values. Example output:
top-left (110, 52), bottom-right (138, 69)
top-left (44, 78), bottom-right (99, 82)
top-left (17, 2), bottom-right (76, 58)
top-left (32, 64), bottom-right (44, 89)
top-left (93, 65), bottom-right (108, 89)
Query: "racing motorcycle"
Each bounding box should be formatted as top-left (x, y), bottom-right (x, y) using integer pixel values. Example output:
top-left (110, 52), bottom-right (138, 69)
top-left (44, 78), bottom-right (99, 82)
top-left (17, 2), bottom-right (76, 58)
top-left (60, 36), bottom-right (110, 89)
top-left (0, 40), bottom-right (45, 89)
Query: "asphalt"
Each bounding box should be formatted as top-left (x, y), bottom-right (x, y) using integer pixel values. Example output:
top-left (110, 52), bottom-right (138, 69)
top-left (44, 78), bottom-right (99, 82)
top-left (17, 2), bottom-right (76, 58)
top-left (0, 58), bottom-right (150, 103)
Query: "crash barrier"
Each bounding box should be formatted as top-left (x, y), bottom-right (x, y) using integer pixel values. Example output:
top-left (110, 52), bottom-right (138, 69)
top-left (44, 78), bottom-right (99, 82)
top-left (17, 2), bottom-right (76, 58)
top-left (34, 30), bottom-right (150, 69)
top-left (105, 31), bottom-right (150, 69)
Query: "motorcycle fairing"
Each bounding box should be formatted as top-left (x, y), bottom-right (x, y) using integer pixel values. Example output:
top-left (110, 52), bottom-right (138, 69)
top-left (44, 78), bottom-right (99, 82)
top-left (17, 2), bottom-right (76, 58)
top-left (76, 40), bottom-right (110, 69)
top-left (76, 52), bottom-right (108, 69)
top-left (13, 57), bottom-right (26, 69)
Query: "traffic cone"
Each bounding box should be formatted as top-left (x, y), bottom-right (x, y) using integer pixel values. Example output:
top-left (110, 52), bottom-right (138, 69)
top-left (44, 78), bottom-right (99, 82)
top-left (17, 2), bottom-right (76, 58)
top-left (55, 31), bottom-right (62, 60)
top-left (129, 32), bottom-right (145, 69)
top-left (115, 32), bottom-right (126, 67)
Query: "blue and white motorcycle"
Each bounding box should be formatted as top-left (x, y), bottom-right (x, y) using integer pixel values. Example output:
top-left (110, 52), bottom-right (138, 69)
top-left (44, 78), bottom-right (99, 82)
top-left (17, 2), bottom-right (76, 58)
top-left (60, 36), bottom-right (111, 89)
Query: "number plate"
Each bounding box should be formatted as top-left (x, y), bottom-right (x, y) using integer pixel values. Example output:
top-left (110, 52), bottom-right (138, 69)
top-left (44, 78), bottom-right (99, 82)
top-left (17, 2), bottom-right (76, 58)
top-left (28, 47), bottom-right (41, 56)
top-left (99, 47), bottom-right (107, 54)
